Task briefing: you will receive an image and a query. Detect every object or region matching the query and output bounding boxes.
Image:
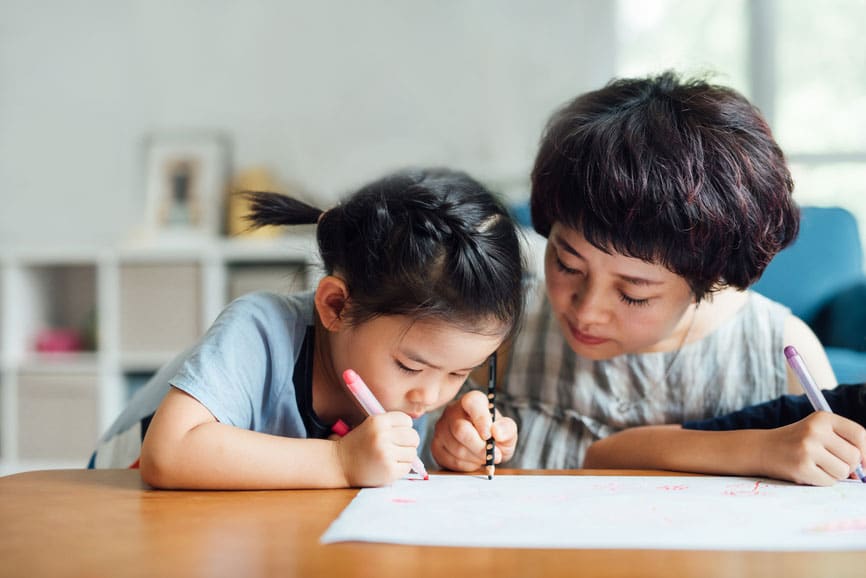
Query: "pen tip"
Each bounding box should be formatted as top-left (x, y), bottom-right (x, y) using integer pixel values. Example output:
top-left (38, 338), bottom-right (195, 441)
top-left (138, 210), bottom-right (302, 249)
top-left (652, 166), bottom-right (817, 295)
top-left (488, 474), bottom-right (492, 480)
top-left (424, 474), bottom-right (429, 481)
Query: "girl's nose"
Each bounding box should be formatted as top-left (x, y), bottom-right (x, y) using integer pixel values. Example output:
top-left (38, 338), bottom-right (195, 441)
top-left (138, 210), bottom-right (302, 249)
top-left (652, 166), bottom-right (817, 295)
top-left (409, 383), bottom-right (440, 407)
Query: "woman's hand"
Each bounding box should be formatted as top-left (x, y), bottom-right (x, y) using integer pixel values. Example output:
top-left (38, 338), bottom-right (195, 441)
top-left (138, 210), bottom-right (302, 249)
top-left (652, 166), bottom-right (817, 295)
top-left (430, 390), bottom-right (517, 471)
top-left (758, 412), bottom-right (866, 486)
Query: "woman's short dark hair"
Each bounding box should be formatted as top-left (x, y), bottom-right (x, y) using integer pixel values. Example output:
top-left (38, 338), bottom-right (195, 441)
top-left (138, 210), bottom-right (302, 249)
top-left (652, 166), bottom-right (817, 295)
top-left (245, 168), bottom-right (525, 338)
top-left (531, 71), bottom-right (799, 299)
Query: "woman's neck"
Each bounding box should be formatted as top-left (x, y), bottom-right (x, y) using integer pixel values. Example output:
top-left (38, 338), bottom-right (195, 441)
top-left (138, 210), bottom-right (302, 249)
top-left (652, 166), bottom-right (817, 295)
top-left (688, 287), bottom-right (750, 343)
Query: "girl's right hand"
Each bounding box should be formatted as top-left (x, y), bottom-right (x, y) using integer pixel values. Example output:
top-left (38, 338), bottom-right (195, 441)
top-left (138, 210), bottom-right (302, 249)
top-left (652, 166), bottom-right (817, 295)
top-left (759, 412), bottom-right (866, 486)
top-left (335, 412), bottom-right (420, 487)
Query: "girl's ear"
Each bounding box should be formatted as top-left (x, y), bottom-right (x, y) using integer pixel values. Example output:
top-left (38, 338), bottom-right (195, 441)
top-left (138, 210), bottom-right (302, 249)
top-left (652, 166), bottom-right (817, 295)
top-left (315, 275), bottom-right (350, 331)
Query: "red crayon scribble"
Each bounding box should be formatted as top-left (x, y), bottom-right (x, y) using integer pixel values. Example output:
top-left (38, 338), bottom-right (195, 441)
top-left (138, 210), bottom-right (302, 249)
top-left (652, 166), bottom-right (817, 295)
top-left (722, 480), bottom-right (766, 496)
top-left (809, 518), bottom-right (866, 533)
top-left (657, 484), bottom-right (688, 491)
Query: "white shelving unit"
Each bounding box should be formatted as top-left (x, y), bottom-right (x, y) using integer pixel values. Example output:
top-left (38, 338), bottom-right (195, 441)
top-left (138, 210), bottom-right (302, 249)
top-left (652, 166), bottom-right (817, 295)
top-left (0, 233), bottom-right (318, 475)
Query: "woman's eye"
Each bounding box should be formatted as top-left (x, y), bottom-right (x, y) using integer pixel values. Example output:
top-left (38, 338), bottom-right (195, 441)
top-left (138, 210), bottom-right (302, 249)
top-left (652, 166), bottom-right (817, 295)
top-left (619, 293), bottom-right (650, 307)
top-left (396, 360), bottom-right (422, 374)
top-left (555, 256), bottom-right (580, 275)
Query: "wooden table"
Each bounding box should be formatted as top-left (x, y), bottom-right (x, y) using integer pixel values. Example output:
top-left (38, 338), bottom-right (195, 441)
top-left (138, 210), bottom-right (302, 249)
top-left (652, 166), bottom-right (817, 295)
top-left (1, 468), bottom-right (864, 578)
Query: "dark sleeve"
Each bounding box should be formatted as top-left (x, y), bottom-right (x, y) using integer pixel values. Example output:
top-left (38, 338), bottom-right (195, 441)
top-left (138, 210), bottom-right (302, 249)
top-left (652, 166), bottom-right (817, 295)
top-left (683, 384), bottom-right (866, 431)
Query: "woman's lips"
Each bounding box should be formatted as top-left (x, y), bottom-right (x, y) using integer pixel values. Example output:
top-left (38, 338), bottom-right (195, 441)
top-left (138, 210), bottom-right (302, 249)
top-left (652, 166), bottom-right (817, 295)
top-left (569, 321), bottom-right (610, 345)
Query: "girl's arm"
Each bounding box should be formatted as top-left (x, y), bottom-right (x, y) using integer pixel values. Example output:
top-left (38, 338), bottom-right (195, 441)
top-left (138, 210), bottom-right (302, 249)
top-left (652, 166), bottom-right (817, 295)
top-left (583, 415), bottom-right (866, 486)
top-left (139, 387), bottom-right (420, 489)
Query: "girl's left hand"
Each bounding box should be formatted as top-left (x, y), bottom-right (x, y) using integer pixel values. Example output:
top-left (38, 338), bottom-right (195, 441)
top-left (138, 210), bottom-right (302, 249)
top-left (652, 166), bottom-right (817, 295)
top-left (430, 390), bottom-right (517, 472)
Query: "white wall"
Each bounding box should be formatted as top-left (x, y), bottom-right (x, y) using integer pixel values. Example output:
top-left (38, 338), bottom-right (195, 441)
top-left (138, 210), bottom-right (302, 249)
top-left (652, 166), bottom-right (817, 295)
top-left (0, 0), bottom-right (616, 246)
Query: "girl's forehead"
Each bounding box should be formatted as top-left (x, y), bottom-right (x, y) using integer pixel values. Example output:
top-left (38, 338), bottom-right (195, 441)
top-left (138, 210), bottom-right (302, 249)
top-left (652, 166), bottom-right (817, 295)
top-left (368, 315), bottom-right (503, 358)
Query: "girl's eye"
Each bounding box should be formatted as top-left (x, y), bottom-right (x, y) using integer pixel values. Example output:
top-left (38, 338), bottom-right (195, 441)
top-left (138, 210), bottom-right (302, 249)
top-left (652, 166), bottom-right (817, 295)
top-left (619, 293), bottom-right (650, 308)
top-left (395, 360), bottom-right (422, 374)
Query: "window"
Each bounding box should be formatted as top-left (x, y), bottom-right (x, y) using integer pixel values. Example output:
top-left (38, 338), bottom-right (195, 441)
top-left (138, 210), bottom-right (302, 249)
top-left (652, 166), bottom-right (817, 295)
top-left (617, 0), bottom-right (866, 243)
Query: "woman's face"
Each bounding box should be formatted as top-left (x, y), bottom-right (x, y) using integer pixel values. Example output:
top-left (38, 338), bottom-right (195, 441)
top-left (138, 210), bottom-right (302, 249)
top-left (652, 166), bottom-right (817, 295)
top-left (544, 222), bottom-right (696, 360)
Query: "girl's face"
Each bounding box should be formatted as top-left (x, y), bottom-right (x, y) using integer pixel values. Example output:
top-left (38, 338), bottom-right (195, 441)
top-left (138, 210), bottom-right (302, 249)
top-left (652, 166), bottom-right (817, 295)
top-left (544, 222), bottom-right (696, 360)
top-left (331, 315), bottom-right (503, 419)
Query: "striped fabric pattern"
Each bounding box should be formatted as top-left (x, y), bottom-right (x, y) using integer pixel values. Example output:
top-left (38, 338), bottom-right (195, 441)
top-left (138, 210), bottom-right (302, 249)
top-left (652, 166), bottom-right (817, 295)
top-left (498, 280), bottom-right (790, 469)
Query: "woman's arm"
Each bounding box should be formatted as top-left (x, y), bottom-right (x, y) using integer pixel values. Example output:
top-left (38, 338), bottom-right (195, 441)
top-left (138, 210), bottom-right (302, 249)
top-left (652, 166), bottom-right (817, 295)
top-left (583, 415), bottom-right (866, 486)
top-left (140, 387), bottom-right (420, 489)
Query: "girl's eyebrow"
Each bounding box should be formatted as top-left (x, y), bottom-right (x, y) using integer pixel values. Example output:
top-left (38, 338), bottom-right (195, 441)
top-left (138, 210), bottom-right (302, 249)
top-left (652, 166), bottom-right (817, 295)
top-left (554, 234), bottom-right (663, 287)
top-left (402, 351), bottom-right (483, 373)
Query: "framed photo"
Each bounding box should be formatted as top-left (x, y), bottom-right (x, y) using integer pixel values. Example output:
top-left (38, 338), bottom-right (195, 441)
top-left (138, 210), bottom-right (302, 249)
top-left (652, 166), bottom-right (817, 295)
top-left (142, 132), bottom-right (231, 238)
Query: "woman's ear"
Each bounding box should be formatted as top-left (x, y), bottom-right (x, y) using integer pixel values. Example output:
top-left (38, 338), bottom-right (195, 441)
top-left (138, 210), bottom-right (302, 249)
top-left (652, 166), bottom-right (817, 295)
top-left (315, 275), bottom-right (350, 331)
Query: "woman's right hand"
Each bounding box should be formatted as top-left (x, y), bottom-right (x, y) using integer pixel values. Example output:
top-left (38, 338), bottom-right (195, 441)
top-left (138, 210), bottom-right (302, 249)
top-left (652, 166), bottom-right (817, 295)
top-left (759, 412), bottom-right (866, 486)
top-left (335, 412), bottom-right (420, 487)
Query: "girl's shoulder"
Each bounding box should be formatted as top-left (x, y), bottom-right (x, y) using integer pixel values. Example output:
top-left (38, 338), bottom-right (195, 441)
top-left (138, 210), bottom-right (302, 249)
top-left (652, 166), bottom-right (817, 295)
top-left (220, 290), bottom-right (316, 327)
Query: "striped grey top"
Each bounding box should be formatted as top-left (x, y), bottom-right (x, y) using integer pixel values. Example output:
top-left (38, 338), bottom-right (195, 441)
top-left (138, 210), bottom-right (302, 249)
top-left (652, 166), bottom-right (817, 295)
top-left (500, 279), bottom-right (790, 469)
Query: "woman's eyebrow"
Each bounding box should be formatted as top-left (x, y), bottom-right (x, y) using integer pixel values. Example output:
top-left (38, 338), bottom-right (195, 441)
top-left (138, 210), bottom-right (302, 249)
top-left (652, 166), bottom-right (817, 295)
top-left (617, 274), bottom-right (663, 287)
top-left (554, 234), bottom-right (663, 287)
top-left (554, 235), bottom-right (585, 259)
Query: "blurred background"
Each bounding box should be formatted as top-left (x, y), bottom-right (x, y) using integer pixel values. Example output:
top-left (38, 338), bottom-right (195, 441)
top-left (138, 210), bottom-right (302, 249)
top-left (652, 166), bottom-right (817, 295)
top-left (2, 0), bottom-right (864, 245)
top-left (1, 0), bottom-right (865, 474)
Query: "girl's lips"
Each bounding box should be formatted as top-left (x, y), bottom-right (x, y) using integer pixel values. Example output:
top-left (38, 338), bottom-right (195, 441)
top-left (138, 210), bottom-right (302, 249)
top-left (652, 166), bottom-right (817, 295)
top-left (568, 321), bottom-right (610, 346)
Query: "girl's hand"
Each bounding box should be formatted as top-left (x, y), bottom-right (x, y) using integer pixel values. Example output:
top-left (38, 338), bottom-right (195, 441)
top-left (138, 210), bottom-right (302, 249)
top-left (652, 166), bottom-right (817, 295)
top-left (759, 412), bottom-right (866, 486)
top-left (430, 390), bottom-right (517, 472)
top-left (335, 412), bottom-right (420, 487)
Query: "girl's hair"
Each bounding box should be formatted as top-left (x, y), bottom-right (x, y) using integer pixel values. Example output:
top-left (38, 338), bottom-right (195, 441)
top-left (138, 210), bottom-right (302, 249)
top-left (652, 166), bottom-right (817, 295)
top-left (531, 71), bottom-right (799, 300)
top-left (244, 168), bottom-right (525, 338)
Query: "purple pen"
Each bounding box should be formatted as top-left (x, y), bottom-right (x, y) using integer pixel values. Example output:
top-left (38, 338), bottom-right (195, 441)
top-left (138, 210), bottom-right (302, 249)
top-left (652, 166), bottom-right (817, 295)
top-left (785, 345), bottom-right (866, 483)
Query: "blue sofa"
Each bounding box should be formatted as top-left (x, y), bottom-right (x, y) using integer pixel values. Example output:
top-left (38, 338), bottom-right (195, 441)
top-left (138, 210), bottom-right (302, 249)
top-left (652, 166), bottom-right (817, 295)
top-left (752, 206), bottom-right (866, 383)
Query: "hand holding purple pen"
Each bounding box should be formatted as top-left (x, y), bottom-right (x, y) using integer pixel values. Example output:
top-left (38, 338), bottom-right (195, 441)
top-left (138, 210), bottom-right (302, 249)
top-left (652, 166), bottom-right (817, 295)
top-left (784, 345), bottom-right (866, 483)
top-left (343, 369), bottom-right (429, 480)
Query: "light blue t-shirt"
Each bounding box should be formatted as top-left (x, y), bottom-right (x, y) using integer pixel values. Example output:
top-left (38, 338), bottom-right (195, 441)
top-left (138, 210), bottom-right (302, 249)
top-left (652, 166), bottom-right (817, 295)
top-left (91, 291), bottom-right (322, 467)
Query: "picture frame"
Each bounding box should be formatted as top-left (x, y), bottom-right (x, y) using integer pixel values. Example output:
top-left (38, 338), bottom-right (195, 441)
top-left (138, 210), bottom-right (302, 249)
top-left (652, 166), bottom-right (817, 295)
top-left (141, 132), bottom-right (231, 239)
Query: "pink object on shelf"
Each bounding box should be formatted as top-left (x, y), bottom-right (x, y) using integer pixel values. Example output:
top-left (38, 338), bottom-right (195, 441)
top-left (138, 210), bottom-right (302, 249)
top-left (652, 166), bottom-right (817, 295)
top-left (34, 328), bottom-right (83, 353)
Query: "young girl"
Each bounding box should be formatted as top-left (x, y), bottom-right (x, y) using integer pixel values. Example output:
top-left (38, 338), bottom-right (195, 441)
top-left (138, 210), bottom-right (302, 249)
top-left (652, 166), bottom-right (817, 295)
top-left (429, 72), bottom-right (866, 486)
top-left (89, 167), bottom-right (525, 489)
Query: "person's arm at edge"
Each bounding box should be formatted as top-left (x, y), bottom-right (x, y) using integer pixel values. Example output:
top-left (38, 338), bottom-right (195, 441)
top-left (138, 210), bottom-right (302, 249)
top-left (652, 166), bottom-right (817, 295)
top-left (583, 424), bottom-right (771, 475)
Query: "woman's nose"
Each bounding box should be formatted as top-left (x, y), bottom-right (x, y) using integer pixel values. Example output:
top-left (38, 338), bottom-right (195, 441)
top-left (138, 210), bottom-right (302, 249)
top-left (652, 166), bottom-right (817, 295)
top-left (571, 280), bottom-right (611, 326)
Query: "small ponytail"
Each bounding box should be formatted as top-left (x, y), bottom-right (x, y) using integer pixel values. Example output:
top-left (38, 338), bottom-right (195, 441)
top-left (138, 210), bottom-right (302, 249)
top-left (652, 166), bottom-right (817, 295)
top-left (243, 191), bottom-right (323, 229)
top-left (243, 169), bottom-right (524, 340)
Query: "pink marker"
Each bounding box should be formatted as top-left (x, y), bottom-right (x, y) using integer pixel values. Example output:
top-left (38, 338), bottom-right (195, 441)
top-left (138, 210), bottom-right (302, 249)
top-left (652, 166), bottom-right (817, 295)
top-left (342, 369), bottom-right (429, 480)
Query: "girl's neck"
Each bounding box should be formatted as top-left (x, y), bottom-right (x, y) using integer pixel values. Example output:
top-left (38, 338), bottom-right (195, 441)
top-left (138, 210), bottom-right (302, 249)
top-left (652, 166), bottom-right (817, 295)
top-left (311, 315), bottom-right (363, 426)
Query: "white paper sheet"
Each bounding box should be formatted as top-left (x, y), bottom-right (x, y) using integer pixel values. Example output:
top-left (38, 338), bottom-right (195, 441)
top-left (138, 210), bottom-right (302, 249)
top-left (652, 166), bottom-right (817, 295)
top-left (321, 475), bottom-right (866, 550)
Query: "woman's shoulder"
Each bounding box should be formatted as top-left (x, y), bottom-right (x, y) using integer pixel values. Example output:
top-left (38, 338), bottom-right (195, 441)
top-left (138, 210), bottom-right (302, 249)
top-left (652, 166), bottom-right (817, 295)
top-left (690, 289), bottom-right (789, 343)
